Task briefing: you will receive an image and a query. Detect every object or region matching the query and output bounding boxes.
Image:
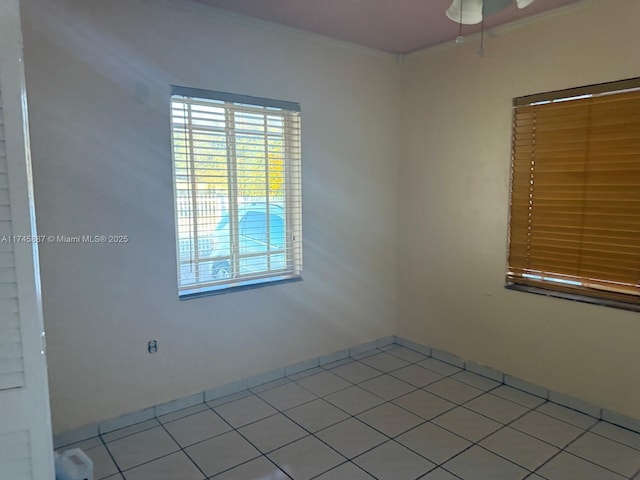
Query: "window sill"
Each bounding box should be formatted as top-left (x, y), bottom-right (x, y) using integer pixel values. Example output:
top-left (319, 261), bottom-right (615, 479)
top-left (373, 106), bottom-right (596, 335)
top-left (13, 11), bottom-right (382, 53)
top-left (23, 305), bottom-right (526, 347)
top-left (179, 275), bottom-right (303, 300)
top-left (505, 282), bottom-right (640, 313)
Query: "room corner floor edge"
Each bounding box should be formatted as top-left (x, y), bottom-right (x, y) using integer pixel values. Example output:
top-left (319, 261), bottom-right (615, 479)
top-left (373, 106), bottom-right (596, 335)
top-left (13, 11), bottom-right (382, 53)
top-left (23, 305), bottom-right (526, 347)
top-left (53, 335), bottom-right (640, 449)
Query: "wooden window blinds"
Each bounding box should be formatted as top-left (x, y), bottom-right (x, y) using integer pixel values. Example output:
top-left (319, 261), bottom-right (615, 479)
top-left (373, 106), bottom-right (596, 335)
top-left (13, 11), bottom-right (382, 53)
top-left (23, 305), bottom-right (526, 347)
top-left (507, 78), bottom-right (640, 309)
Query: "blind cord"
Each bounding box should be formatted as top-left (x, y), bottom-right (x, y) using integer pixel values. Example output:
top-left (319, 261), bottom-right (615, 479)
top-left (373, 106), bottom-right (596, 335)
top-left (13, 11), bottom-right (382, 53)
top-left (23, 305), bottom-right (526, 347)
top-left (478, 1), bottom-right (485, 57)
top-left (455, 0), bottom-right (465, 44)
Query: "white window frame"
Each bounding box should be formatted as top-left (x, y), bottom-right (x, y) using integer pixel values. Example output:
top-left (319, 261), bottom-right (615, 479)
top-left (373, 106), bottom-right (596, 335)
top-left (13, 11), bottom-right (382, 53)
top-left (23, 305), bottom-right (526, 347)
top-left (170, 86), bottom-right (302, 297)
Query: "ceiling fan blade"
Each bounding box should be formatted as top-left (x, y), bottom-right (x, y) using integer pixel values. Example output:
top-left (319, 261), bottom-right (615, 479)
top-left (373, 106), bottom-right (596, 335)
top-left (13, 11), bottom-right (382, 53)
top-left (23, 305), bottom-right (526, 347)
top-left (445, 0), bottom-right (484, 25)
top-left (516, 0), bottom-right (536, 8)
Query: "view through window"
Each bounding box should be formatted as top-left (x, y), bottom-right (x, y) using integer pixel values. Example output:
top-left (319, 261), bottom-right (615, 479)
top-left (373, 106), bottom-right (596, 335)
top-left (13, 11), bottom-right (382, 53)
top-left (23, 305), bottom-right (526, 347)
top-left (170, 87), bottom-right (302, 297)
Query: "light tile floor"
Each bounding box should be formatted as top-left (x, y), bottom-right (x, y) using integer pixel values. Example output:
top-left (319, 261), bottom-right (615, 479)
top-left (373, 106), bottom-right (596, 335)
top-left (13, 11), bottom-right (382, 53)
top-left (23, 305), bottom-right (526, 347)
top-left (60, 344), bottom-right (640, 479)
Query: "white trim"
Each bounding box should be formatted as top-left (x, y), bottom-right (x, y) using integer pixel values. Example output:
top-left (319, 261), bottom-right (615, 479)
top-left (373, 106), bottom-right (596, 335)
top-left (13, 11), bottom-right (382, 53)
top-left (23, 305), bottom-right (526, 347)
top-left (396, 338), bottom-right (432, 356)
top-left (204, 379), bottom-right (248, 403)
top-left (0, 1), bottom-right (54, 477)
top-left (465, 360), bottom-right (505, 383)
top-left (318, 349), bottom-right (351, 366)
top-left (549, 391), bottom-right (602, 419)
top-left (247, 367), bottom-right (285, 389)
top-left (285, 358), bottom-right (320, 377)
top-left (375, 335), bottom-right (397, 348)
top-left (99, 408), bottom-right (155, 435)
top-left (602, 410), bottom-right (640, 434)
top-left (52, 424), bottom-right (99, 450)
top-left (155, 392), bottom-right (205, 417)
top-left (504, 374), bottom-right (550, 400)
top-left (349, 340), bottom-right (380, 356)
top-left (52, 334), bottom-right (640, 447)
top-left (431, 347), bottom-right (465, 368)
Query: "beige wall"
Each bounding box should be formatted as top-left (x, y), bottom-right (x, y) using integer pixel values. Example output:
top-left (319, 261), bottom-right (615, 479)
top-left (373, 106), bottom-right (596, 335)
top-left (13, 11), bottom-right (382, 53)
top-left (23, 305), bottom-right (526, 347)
top-left (21, 0), bottom-right (640, 433)
top-left (398, 0), bottom-right (640, 419)
top-left (21, 0), bottom-right (399, 433)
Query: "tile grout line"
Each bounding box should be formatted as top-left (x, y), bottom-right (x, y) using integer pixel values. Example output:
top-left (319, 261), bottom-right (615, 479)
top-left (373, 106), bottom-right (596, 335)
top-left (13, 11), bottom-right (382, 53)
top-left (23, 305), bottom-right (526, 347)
top-left (125, 395), bottom-right (295, 479)
top-left (416, 391), bottom-right (538, 475)
top-left (527, 417), bottom-right (628, 479)
top-left (69, 343), bottom-right (640, 479)
top-left (94, 348), bottom-right (636, 478)
top-left (235, 393), bottom-right (367, 479)
top-left (587, 427), bottom-right (640, 455)
top-left (207, 407), bottom-right (297, 480)
top-left (307, 459), bottom-right (379, 480)
top-left (527, 428), bottom-right (589, 479)
top-left (156, 420), bottom-right (210, 480)
top-left (55, 339), bottom-right (640, 450)
top-left (100, 351), bottom-right (515, 478)
top-left (207, 365), bottom-right (389, 479)
top-left (289, 354), bottom-right (523, 477)
top-left (237, 352), bottom-right (447, 479)
top-left (562, 420), bottom-right (637, 479)
top-left (99, 432), bottom-right (125, 479)
top-left (384, 379), bottom-right (601, 475)
top-left (449, 392), bottom-right (612, 475)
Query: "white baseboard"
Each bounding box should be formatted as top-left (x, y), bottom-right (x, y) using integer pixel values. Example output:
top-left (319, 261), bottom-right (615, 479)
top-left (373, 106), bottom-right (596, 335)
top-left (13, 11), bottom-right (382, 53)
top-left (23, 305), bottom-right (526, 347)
top-left (54, 334), bottom-right (640, 448)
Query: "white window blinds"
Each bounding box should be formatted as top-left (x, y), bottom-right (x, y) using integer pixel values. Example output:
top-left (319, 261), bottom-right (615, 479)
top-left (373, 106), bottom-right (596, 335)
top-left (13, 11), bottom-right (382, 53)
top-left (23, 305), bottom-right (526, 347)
top-left (170, 87), bottom-right (302, 296)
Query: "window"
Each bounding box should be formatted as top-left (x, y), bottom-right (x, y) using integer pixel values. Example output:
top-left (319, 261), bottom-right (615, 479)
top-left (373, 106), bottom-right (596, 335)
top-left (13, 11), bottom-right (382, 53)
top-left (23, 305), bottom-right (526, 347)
top-left (506, 78), bottom-right (640, 310)
top-left (170, 86), bottom-right (302, 297)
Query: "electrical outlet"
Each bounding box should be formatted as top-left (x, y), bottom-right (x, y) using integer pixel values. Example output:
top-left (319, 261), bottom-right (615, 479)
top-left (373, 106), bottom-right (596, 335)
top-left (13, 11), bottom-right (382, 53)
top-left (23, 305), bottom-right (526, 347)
top-left (147, 340), bottom-right (158, 353)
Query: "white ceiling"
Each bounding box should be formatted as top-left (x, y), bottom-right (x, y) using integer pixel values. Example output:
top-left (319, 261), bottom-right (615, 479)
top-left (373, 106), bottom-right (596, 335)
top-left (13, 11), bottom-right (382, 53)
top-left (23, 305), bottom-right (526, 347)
top-left (196, 0), bottom-right (582, 54)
